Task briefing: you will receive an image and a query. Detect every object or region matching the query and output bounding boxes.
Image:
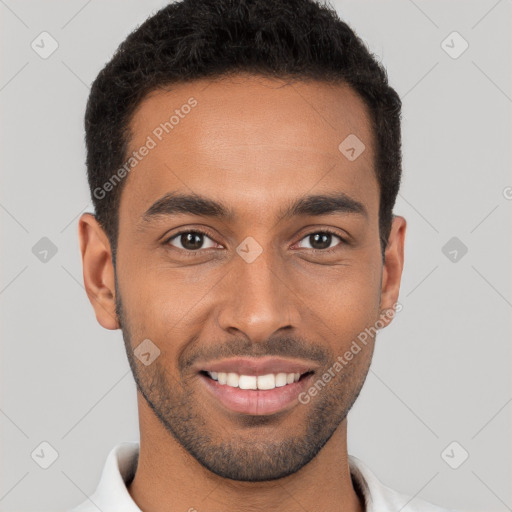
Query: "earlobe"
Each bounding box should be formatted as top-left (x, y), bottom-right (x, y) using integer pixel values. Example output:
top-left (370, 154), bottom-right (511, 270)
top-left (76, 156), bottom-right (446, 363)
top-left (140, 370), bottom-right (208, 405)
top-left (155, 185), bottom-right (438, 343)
top-left (78, 213), bottom-right (120, 330)
top-left (379, 215), bottom-right (406, 329)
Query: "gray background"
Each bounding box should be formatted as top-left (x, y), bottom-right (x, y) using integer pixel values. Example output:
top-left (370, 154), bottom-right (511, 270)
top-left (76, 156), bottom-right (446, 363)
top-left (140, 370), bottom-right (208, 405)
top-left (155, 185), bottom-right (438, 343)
top-left (0, 0), bottom-right (511, 511)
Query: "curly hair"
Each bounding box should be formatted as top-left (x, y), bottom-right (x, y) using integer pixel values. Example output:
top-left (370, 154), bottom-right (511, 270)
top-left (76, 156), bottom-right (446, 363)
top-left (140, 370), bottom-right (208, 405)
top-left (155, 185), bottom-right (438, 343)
top-left (85, 0), bottom-right (402, 263)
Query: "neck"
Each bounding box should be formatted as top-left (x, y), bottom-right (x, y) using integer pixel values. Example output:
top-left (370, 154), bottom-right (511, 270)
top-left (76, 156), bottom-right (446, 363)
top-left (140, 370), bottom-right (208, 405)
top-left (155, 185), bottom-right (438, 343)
top-left (128, 393), bottom-right (364, 512)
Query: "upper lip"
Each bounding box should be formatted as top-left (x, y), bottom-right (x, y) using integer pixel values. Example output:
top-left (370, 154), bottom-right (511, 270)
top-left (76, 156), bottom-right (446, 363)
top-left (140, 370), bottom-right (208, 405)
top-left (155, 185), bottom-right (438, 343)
top-left (197, 356), bottom-right (318, 376)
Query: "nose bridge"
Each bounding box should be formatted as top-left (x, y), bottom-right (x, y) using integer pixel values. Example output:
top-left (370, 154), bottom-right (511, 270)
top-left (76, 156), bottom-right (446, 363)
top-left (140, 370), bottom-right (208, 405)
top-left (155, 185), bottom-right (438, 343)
top-left (217, 241), bottom-right (298, 341)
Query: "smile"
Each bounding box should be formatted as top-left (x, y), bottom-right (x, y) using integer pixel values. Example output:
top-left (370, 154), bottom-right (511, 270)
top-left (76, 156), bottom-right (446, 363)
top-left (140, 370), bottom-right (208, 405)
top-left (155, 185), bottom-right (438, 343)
top-left (199, 369), bottom-right (315, 415)
top-left (204, 370), bottom-right (303, 389)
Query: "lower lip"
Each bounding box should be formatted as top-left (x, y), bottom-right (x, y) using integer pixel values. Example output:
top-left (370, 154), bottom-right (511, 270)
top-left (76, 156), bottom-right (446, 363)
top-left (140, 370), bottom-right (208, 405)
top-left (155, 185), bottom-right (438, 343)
top-left (199, 373), bottom-right (314, 416)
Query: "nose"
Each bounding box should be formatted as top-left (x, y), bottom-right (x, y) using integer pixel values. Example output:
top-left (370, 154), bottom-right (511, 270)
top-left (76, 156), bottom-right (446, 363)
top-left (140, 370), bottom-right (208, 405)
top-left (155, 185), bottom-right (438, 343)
top-left (216, 245), bottom-right (301, 343)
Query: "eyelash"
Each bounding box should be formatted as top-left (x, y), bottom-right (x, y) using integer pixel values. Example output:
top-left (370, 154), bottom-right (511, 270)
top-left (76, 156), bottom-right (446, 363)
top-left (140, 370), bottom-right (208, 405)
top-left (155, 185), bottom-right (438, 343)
top-left (163, 228), bottom-right (347, 255)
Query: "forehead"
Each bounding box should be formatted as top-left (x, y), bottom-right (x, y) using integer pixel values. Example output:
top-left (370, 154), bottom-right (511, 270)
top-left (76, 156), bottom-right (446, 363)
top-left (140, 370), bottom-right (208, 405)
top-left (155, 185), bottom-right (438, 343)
top-left (120, 74), bottom-right (378, 227)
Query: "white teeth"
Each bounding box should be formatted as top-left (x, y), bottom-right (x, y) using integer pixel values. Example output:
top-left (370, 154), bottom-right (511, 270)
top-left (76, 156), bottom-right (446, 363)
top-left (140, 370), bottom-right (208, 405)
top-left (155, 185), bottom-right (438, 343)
top-left (275, 373), bottom-right (287, 387)
top-left (257, 374), bottom-right (275, 390)
top-left (226, 372), bottom-right (239, 387)
top-left (239, 375), bottom-right (257, 390)
top-left (206, 371), bottom-right (304, 390)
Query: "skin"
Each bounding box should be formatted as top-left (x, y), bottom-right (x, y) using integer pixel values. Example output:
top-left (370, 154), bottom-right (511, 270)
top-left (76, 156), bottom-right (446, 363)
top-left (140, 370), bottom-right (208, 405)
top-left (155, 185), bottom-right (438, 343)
top-left (79, 73), bottom-right (406, 512)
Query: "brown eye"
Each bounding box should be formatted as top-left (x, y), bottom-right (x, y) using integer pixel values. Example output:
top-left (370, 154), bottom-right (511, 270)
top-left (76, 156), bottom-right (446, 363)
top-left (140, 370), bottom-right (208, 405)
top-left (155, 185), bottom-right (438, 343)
top-left (166, 231), bottom-right (218, 251)
top-left (297, 231), bottom-right (344, 251)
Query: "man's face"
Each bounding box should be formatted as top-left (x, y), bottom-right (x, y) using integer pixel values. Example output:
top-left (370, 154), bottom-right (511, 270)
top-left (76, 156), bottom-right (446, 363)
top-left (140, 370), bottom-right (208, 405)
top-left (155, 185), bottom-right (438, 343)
top-left (101, 75), bottom-right (400, 481)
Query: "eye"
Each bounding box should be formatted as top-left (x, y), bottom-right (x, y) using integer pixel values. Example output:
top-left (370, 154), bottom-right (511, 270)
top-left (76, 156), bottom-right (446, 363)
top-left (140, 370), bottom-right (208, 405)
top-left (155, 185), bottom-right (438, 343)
top-left (165, 230), bottom-right (219, 251)
top-left (164, 228), bottom-right (346, 254)
top-left (296, 230), bottom-right (345, 251)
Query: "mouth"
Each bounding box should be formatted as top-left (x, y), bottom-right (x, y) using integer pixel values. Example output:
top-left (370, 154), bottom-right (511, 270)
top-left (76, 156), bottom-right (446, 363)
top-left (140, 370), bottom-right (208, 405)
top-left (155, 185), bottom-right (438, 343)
top-left (198, 368), bottom-right (316, 416)
top-left (200, 370), bottom-right (314, 389)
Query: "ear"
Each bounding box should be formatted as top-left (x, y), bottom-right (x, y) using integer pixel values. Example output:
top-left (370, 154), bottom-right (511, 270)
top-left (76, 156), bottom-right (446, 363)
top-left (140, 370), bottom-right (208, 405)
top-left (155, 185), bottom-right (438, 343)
top-left (378, 215), bottom-right (406, 328)
top-left (78, 213), bottom-right (120, 330)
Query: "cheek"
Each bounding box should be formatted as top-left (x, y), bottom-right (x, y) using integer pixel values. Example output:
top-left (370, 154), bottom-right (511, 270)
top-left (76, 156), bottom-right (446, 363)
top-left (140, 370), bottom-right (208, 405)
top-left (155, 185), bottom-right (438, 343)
top-left (117, 264), bottom-right (213, 358)
top-left (290, 258), bottom-right (382, 321)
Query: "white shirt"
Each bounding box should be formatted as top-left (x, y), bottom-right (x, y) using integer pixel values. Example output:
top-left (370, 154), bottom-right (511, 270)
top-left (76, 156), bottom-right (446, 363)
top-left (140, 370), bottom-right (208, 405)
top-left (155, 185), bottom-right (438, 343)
top-left (68, 442), bottom-right (456, 512)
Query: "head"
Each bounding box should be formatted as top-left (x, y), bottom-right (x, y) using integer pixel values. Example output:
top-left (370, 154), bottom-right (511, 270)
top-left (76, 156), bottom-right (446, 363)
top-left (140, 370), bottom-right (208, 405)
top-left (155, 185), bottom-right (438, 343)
top-left (79, 0), bottom-right (405, 482)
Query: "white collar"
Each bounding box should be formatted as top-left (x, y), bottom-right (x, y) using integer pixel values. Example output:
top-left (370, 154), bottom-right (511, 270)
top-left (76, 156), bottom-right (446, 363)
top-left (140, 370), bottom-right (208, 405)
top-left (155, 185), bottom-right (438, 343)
top-left (69, 441), bottom-right (453, 512)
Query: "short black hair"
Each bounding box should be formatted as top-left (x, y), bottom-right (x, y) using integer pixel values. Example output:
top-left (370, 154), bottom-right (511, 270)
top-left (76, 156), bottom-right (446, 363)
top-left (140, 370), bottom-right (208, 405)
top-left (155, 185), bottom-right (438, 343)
top-left (85, 0), bottom-right (402, 263)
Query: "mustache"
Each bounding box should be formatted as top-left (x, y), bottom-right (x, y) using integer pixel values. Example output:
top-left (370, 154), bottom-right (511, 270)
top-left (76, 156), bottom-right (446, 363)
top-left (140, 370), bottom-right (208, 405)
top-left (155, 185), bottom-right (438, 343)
top-left (180, 334), bottom-right (332, 371)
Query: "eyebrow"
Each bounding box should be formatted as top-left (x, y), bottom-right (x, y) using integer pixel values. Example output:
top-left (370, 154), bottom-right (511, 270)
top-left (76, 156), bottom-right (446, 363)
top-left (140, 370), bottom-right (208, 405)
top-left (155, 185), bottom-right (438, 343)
top-left (138, 191), bottom-right (367, 228)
